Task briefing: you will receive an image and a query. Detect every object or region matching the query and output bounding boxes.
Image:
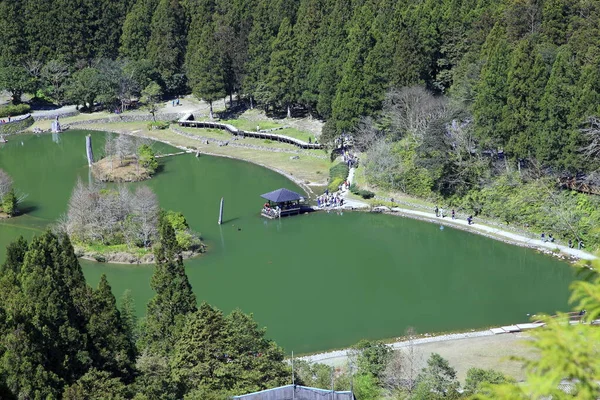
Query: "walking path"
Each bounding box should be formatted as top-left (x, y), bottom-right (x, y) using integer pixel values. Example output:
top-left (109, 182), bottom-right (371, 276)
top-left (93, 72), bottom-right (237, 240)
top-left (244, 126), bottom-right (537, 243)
top-left (339, 168), bottom-right (595, 261)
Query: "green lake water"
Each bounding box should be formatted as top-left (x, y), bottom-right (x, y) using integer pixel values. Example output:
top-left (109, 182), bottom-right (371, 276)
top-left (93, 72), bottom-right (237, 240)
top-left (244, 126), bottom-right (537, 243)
top-left (0, 130), bottom-right (575, 354)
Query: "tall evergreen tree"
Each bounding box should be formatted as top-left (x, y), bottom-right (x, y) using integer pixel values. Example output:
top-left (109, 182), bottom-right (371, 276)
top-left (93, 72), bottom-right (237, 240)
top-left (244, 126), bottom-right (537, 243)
top-left (147, 0), bottom-right (187, 93)
top-left (121, 0), bottom-right (160, 60)
top-left (265, 17), bottom-right (296, 117)
top-left (537, 45), bottom-right (579, 169)
top-left (188, 23), bottom-right (226, 119)
top-left (87, 275), bottom-right (136, 382)
top-left (502, 38), bottom-right (549, 159)
top-left (140, 218), bottom-right (197, 355)
top-left (472, 24), bottom-right (511, 147)
top-left (331, 5), bottom-right (377, 131)
top-left (0, 0), bottom-right (27, 65)
top-left (244, 0), bottom-right (276, 108)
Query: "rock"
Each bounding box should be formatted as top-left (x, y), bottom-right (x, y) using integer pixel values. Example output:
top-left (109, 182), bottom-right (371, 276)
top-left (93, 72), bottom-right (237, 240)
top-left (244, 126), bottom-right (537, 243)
top-left (290, 155), bottom-right (300, 160)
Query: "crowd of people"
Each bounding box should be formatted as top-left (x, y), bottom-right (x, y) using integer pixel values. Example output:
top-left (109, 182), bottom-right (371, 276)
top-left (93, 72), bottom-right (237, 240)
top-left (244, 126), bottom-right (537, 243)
top-left (317, 191), bottom-right (345, 208)
top-left (343, 151), bottom-right (359, 168)
top-left (434, 205), bottom-right (474, 225)
top-left (262, 203), bottom-right (281, 218)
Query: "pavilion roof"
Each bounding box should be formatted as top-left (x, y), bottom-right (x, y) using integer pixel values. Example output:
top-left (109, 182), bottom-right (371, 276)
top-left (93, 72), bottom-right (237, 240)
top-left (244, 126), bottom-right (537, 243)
top-left (260, 188), bottom-right (303, 203)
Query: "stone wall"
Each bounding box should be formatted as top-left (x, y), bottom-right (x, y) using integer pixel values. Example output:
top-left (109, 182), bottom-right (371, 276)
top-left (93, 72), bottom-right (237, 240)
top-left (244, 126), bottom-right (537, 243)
top-left (32, 110), bottom-right (80, 121)
top-left (68, 112), bottom-right (185, 126)
top-left (0, 116), bottom-right (34, 135)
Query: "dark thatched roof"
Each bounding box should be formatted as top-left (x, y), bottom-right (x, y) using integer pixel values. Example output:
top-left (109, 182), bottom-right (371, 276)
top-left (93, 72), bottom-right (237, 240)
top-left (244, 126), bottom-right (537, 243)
top-left (260, 188), bottom-right (303, 203)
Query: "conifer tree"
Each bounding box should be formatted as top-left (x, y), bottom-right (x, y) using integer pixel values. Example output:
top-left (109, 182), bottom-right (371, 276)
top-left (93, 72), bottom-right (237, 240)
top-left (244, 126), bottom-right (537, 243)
top-left (244, 0), bottom-right (276, 108)
top-left (147, 0), bottom-right (187, 93)
top-left (140, 217), bottom-right (197, 355)
top-left (331, 5), bottom-right (376, 131)
top-left (472, 24), bottom-right (511, 147)
top-left (0, 0), bottom-right (27, 65)
top-left (188, 22), bottom-right (226, 119)
top-left (502, 38), bottom-right (549, 159)
top-left (121, 0), bottom-right (159, 60)
top-left (292, 0), bottom-right (325, 111)
top-left (537, 45), bottom-right (579, 169)
top-left (87, 275), bottom-right (136, 381)
top-left (265, 17), bottom-right (296, 117)
top-left (311, 0), bottom-right (352, 119)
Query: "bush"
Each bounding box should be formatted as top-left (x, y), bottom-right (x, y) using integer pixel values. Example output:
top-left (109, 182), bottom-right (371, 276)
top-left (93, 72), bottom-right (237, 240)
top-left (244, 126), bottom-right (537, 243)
top-left (349, 183), bottom-right (375, 199)
top-left (329, 162), bottom-right (349, 181)
top-left (328, 177), bottom-right (344, 193)
top-left (147, 121), bottom-right (169, 130)
top-left (0, 104), bottom-right (31, 118)
top-left (137, 144), bottom-right (158, 173)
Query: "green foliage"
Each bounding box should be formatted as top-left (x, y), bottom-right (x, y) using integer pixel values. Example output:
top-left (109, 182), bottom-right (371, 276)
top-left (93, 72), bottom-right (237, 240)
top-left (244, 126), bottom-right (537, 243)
top-left (0, 103), bottom-right (30, 118)
top-left (413, 353), bottom-right (461, 399)
top-left (352, 339), bottom-right (392, 382)
top-left (137, 144), bottom-right (159, 173)
top-left (463, 368), bottom-right (511, 395)
top-left (350, 184), bottom-right (376, 199)
top-left (353, 374), bottom-right (382, 400)
top-left (0, 65), bottom-right (35, 104)
top-left (478, 261), bottom-right (600, 398)
top-left (171, 304), bottom-right (289, 397)
top-left (0, 115), bottom-right (34, 135)
top-left (147, 121), bottom-right (170, 130)
top-left (329, 162), bottom-right (349, 182)
top-left (2, 188), bottom-right (17, 216)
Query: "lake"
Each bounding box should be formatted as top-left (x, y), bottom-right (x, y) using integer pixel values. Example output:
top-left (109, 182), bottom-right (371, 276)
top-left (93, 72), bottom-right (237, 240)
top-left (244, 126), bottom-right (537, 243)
top-left (0, 130), bottom-right (574, 354)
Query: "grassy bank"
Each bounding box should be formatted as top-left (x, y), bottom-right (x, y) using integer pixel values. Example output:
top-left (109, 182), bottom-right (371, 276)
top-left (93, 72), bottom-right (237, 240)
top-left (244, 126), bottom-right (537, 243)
top-left (49, 120), bottom-right (333, 188)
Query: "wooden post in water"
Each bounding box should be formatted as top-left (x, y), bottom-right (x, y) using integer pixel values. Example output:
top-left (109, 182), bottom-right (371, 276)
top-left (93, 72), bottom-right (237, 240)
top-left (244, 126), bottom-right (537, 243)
top-left (85, 134), bottom-right (94, 166)
top-left (218, 197), bottom-right (224, 225)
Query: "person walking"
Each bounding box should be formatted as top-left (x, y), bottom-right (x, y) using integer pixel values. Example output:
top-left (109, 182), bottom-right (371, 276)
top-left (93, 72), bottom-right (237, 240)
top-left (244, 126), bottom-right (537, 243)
top-left (451, 209), bottom-right (455, 220)
top-left (434, 206), bottom-right (439, 217)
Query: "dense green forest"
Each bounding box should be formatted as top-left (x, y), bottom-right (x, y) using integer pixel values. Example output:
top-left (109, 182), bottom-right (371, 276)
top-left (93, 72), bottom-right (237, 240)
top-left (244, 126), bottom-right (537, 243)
top-left (1, 0), bottom-right (600, 245)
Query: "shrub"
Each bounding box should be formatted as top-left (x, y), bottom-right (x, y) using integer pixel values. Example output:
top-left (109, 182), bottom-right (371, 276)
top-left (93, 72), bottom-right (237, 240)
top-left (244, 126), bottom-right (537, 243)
top-left (0, 104), bottom-right (31, 118)
top-left (358, 189), bottom-right (375, 199)
top-left (0, 116), bottom-right (34, 135)
top-left (329, 162), bottom-right (349, 182)
top-left (137, 144), bottom-right (158, 173)
top-left (328, 177), bottom-right (344, 193)
top-left (147, 121), bottom-right (169, 130)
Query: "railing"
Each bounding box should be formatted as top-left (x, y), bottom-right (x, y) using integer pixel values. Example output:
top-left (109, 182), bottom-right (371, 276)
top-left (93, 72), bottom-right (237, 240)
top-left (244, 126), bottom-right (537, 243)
top-left (558, 177), bottom-right (600, 196)
top-left (178, 114), bottom-right (323, 150)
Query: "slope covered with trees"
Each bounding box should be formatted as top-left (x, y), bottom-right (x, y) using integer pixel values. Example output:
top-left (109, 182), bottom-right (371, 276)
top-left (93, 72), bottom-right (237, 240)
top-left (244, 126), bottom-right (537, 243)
top-left (0, 229), bottom-right (289, 399)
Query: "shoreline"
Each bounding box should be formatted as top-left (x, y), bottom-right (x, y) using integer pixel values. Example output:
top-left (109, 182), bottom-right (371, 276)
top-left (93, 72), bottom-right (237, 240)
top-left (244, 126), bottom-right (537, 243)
top-left (46, 125), bottom-right (597, 262)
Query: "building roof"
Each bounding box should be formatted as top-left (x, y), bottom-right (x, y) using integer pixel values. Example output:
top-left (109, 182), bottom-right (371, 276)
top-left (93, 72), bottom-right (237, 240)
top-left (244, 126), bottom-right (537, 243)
top-left (232, 385), bottom-right (355, 400)
top-left (260, 188), bottom-right (303, 203)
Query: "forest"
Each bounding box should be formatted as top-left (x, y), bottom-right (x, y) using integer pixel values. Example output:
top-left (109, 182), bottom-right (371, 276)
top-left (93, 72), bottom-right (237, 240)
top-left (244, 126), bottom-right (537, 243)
top-left (1, 0), bottom-right (600, 247)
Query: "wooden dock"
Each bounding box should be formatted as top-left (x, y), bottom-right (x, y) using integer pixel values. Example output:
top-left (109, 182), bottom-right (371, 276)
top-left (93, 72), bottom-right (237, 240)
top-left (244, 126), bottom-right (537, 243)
top-left (178, 114), bottom-right (323, 150)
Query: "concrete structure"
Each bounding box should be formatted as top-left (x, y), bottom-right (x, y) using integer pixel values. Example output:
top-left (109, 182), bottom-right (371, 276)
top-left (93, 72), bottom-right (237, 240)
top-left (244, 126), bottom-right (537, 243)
top-left (232, 385), bottom-right (355, 400)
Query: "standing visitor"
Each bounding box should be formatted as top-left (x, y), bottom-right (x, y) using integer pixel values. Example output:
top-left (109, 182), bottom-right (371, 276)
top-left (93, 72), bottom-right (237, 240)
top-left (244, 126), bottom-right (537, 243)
top-left (434, 206), bottom-right (439, 217)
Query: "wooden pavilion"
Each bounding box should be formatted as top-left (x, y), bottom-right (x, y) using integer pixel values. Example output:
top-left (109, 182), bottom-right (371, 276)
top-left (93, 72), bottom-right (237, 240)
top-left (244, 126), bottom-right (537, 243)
top-left (260, 188), bottom-right (304, 219)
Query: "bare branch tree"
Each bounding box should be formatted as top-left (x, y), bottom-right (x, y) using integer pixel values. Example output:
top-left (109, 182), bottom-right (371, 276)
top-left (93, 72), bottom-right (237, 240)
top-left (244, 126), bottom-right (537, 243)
top-left (384, 86), bottom-right (450, 143)
top-left (0, 169), bottom-right (13, 201)
top-left (580, 116), bottom-right (600, 162)
top-left (383, 327), bottom-right (422, 394)
top-left (130, 186), bottom-right (159, 248)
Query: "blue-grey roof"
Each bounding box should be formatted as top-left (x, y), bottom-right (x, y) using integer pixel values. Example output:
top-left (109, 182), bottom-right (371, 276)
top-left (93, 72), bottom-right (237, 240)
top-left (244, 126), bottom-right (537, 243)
top-left (261, 188), bottom-right (302, 203)
top-left (232, 385), bottom-right (355, 400)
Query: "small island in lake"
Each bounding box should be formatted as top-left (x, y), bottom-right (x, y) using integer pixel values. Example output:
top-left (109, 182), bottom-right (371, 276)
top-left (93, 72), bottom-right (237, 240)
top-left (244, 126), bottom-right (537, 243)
top-left (60, 180), bottom-right (205, 263)
top-left (92, 133), bottom-right (159, 183)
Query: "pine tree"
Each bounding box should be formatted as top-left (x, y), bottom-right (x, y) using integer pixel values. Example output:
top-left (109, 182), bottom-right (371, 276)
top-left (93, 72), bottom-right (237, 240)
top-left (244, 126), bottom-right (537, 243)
top-left (537, 45), bottom-right (579, 169)
top-left (141, 218), bottom-right (197, 355)
top-left (147, 0), bottom-right (187, 93)
top-left (87, 275), bottom-right (136, 381)
top-left (265, 17), bottom-right (296, 117)
top-left (0, 0), bottom-right (27, 65)
top-left (311, 0), bottom-right (352, 119)
top-left (472, 24), bottom-right (511, 147)
top-left (502, 38), bottom-right (549, 159)
top-left (292, 0), bottom-right (325, 112)
top-left (570, 49), bottom-right (600, 128)
top-left (244, 0), bottom-right (276, 108)
top-left (331, 5), bottom-right (376, 132)
top-left (121, 0), bottom-right (159, 60)
top-left (188, 22), bottom-right (226, 119)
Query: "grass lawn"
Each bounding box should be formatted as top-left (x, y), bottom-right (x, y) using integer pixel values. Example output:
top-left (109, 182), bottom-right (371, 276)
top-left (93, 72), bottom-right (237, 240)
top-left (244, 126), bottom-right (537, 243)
top-left (67, 121), bottom-right (332, 185)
